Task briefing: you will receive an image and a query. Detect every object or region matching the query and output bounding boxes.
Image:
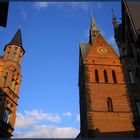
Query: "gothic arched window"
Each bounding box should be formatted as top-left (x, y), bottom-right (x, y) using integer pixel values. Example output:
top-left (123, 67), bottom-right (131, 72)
top-left (104, 70), bottom-right (108, 83)
top-left (107, 97), bottom-right (113, 112)
top-left (112, 70), bottom-right (117, 83)
top-left (95, 69), bottom-right (99, 83)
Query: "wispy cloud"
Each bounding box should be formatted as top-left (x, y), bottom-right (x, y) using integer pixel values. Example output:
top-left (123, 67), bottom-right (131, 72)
top-left (76, 114), bottom-right (80, 122)
top-left (70, 2), bottom-right (90, 11)
top-left (70, 2), bottom-right (103, 11)
top-left (21, 10), bottom-right (27, 19)
top-left (20, 4), bottom-right (27, 20)
top-left (15, 110), bottom-right (61, 128)
top-left (33, 2), bottom-right (103, 12)
top-left (34, 2), bottom-right (49, 9)
top-left (62, 112), bottom-right (72, 117)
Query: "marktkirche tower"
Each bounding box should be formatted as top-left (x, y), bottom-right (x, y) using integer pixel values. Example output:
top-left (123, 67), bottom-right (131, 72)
top-left (78, 16), bottom-right (135, 137)
top-left (0, 29), bottom-right (24, 137)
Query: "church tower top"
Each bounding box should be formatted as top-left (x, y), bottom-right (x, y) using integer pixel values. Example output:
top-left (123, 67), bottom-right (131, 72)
top-left (4, 29), bottom-right (25, 54)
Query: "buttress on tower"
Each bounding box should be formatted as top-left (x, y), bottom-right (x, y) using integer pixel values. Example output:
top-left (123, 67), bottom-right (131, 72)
top-left (0, 29), bottom-right (24, 137)
top-left (78, 16), bottom-right (135, 137)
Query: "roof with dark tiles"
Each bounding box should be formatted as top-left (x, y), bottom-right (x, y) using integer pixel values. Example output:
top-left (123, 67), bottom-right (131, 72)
top-left (4, 29), bottom-right (25, 54)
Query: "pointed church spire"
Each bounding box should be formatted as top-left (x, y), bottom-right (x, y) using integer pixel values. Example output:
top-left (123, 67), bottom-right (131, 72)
top-left (4, 29), bottom-right (25, 54)
top-left (89, 15), bottom-right (100, 44)
top-left (90, 16), bottom-right (100, 32)
top-left (9, 29), bottom-right (22, 47)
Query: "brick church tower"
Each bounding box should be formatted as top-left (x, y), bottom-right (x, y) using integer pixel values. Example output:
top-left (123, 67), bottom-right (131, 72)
top-left (78, 16), bottom-right (135, 137)
top-left (0, 29), bottom-right (25, 137)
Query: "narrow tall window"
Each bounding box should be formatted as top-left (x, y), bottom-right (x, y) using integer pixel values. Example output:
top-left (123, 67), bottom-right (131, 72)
top-left (136, 101), bottom-right (140, 117)
top-left (104, 70), bottom-right (108, 83)
top-left (10, 79), bottom-right (15, 91)
top-left (3, 109), bottom-right (10, 124)
top-left (95, 69), bottom-right (99, 82)
top-left (13, 47), bottom-right (18, 61)
top-left (128, 70), bottom-right (135, 84)
top-left (107, 97), bottom-right (113, 112)
top-left (7, 52), bottom-right (10, 59)
top-left (6, 47), bottom-right (11, 60)
top-left (112, 70), bottom-right (117, 83)
top-left (14, 82), bottom-right (18, 93)
top-left (2, 72), bottom-right (8, 87)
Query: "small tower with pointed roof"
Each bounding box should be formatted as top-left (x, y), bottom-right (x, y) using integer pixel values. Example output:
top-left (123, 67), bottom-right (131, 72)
top-left (0, 29), bottom-right (25, 137)
top-left (78, 15), bottom-right (134, 137)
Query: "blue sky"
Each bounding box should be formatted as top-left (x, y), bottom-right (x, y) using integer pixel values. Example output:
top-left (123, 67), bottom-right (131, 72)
top-left (0, 2), bottom-right (121, 138)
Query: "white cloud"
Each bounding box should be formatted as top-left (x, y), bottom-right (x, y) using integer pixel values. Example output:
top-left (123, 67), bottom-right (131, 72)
top-left (33, 2), bottom-right (103, 12)
top-left (15, 110), bottom-right (61, 128)
top-left (14, 125), bottom-right (79, 138)
top-left (70, 2), bottom-right (89, 11)
top-left (34, 2), bottom-right (49, 9)
top-left (14, 110), bottom-right (79, 138)
top-left (62, 112), bottom-right (72, 117)
top-left (76, 114), bottom-right (80, 122)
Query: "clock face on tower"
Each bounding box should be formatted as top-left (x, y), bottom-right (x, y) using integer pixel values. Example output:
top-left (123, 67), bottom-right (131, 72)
top-left (97, 46), bottom-right (107, 54)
